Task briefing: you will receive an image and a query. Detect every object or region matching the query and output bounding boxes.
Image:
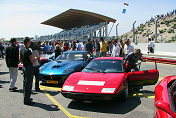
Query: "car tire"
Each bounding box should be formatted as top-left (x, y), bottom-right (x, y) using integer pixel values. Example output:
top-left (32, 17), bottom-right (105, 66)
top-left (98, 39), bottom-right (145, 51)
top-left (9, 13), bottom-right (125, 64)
top-left (119, 81), bottom-right (128, 102)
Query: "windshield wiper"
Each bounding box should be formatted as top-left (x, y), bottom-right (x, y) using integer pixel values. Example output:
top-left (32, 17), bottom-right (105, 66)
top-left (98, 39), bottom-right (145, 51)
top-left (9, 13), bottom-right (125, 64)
top-left (85, 68), bottom-right (104, 73)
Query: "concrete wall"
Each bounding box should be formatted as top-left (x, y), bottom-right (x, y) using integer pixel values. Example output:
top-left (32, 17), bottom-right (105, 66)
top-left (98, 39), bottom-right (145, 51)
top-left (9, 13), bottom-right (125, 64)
top-left (133, 43), bottom-right (176, 53)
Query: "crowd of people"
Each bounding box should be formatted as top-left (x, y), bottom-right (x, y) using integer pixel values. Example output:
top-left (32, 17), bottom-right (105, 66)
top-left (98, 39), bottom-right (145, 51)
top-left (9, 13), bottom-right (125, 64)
top-left (1, 36), bottom-right (146, 105)
top-left (0, 36), bottom-right (155, 60)
top-left (35, 37), bottom-right (135, 58)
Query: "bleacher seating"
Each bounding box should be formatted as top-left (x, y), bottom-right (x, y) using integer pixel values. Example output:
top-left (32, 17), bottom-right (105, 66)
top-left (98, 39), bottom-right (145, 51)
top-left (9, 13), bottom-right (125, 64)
top-left (36, 22), bottom-right (106, 41)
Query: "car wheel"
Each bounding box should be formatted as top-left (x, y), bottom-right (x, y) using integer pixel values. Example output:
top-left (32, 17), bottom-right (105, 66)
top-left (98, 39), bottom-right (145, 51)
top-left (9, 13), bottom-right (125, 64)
top-left (119, 81), bottom-right (128, 102)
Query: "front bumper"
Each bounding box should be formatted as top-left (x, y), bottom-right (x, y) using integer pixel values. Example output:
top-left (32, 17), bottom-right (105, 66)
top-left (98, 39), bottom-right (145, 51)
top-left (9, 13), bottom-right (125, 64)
top-left (61, 91), bottom-right (123, 101)
top-left (40, 74), bottom-right (69, 84)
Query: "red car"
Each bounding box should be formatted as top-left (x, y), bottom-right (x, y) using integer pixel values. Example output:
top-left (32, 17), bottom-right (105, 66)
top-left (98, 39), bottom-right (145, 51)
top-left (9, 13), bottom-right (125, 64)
top-left (155, 76), bottom-right (176, 118)
top-left (61, 57), bottom-right (159, 101)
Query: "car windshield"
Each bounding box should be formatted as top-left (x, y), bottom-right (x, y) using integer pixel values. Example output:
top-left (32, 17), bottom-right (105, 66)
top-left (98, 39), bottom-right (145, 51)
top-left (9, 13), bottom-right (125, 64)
top-left (56, 53), bottom-right (84, 61)
top-left (82, 59), bottom-right (123, 73)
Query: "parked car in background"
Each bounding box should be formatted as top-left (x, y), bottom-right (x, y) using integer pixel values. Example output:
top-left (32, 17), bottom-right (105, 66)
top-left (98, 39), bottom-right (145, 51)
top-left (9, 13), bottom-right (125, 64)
top-left (18, 53), bottom-right (55, 70)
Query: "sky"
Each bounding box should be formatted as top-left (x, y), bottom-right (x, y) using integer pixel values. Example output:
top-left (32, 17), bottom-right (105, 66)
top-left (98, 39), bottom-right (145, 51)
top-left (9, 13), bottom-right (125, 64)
top-left (0, 0), bottom-right (176, 40)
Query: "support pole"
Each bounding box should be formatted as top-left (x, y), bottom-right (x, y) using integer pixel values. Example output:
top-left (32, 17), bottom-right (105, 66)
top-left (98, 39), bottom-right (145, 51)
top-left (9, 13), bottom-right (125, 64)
top-left (99, 29), bottom-right (102, 38)
top-left (155, 18), bottom-right (159, 43)
top-left (116, 23), bottom-right (119, 37)
top-left (103, 27), bottom-right (105, 38)
top-left (133, 21), bottom-right (136, 43)
top-left (105, 21), bottom-right (108, 40)
top-left (108, 23), bottom-right (114, 37)
top-left (94, 31), bottom-right (96, 38)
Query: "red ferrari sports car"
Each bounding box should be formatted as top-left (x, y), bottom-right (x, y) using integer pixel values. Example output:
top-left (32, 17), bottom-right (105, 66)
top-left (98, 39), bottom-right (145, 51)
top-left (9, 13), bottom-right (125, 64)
top-left (61, 57), bottom-right (159, 101)
top-left (155, 76), bottom-right (176, 118)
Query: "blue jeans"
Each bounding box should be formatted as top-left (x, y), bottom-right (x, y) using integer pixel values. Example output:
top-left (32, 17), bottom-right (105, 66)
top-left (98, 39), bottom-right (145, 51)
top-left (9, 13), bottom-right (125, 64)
top-left (96, 52), bottom-right (100, 57)
top-left (100, 52), bottom-right (107, 57)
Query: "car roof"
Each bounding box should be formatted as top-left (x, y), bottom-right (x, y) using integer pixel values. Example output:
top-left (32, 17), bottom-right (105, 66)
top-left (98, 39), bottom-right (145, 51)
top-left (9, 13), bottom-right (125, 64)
top-left (63, 51), bottom-right (89, 53)
top-left (94, 57), bottom-right (124, 61)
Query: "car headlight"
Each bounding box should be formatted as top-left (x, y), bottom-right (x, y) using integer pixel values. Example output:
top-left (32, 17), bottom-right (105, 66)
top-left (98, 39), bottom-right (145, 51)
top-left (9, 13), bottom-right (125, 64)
top-left (63, 69), bottom-right (74, 73)
top-left (39, 66), bottom-right (45, 73)
top-left (62, 85), bottom-right (74, 91)
top-left (101, 88), bottom-right (116, 93)
top-left (39, 68), bottom-right (44, 73)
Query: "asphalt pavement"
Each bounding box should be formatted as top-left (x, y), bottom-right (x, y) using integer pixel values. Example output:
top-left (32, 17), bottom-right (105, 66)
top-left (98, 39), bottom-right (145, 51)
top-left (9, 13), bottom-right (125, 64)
top-left (0, 59), bottom-right (176, 118)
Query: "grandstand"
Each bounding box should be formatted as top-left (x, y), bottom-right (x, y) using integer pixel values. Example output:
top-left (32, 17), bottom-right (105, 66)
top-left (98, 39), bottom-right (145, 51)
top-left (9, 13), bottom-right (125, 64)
top-left (35, 9), bottom-right (116, 42)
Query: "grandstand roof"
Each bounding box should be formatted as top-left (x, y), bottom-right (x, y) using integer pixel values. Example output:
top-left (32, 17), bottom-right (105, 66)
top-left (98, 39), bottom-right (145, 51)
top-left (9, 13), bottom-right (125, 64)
top-left (41, 9), bottom-right (116, 29)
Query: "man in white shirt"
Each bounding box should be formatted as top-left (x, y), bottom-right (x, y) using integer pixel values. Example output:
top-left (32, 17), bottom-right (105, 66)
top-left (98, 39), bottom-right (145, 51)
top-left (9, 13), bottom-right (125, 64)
top-left (148, 38), bottom-right (155, 53)
top-left (77, 40), bottom-right (82, 51)
top-left (111, 40), bottom-right (120, 57)
top-left (124, 39), bottom-right (134, 56)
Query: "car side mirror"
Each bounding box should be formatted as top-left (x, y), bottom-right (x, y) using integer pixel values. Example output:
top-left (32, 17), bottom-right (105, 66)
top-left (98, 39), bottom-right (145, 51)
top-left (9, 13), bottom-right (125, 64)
top-left (49, 56), bottom-right (55, 60)
top-left (155, 100), bottom-right (176, 117)
top-left (48, 59), bottom-right (53, 62)
top-left (48, 57), bottom-right (54, 62)
top-left (88, 57), bottom-right (95, 62)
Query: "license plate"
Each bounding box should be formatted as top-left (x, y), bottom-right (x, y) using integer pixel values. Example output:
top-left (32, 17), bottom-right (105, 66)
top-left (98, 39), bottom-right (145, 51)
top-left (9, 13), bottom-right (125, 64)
top-left (47, 80), bottom-right (58, 84)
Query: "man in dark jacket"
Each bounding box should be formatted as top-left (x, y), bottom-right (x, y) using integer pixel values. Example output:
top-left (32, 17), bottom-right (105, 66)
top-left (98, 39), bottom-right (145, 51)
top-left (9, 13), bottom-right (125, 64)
top-left (20, 37), bottom-right (37, 105)
top-left (85, 39), bottom-right (93, 54)
top-left (5, 38), bottom-right (19, 91)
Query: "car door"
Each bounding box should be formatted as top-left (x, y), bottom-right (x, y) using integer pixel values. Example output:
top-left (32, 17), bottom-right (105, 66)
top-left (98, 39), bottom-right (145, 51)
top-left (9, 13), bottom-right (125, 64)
top-left (128, 61), bottom-right (159, 87)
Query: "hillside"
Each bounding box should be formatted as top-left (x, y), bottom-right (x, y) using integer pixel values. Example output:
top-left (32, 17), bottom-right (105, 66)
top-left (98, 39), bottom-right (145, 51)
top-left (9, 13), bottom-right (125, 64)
top-left (120, 12), bottom-right (176, 43)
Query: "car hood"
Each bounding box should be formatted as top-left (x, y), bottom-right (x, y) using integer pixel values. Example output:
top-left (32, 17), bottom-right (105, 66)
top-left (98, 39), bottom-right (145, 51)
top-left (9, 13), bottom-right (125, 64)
top-left (62, 72), bottom-right (126, 94)
top-left (40, 60), bottom-right (83, 75)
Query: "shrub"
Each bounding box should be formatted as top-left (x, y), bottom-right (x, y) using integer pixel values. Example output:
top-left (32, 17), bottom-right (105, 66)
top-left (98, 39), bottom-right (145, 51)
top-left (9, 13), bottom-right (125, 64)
top-left (165, 36), bottom-right (176, 43)
top-left (168, 28), bottom-right (174, 33)
top-left (159, 30), bottom-right (164, 34)
top-left (161, 21), bottom-right (165, 24)
top-left (172, 24), bottom-right (176, 29)
top-left (142, 33), bottom-right (146, 37)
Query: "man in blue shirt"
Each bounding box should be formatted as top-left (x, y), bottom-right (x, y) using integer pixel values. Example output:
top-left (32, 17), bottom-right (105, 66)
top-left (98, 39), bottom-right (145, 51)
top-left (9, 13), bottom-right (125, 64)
top-left (43, 43), bottom-right (47, 54)
top-left (45, 41), bottom-right (50, 54)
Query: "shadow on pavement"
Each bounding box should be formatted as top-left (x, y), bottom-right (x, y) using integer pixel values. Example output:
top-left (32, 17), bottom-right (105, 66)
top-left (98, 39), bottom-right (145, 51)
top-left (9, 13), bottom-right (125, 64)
top-left (0, 72), bottom-right (9, 75)
top-left (139, 90), bottom-right (155, 94)
top-left (33, 102), bottom-right (60, 111)
top-left (15, 89), bottom-right (39, 95)
top-left (0, 80), bottom-right (10, 84)
top-left (43, 90), bottom-right (61, 96)
top-left (40, 83), bottom-right (63, 88)
top-left (68, 97), bottom-right (141, 114)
